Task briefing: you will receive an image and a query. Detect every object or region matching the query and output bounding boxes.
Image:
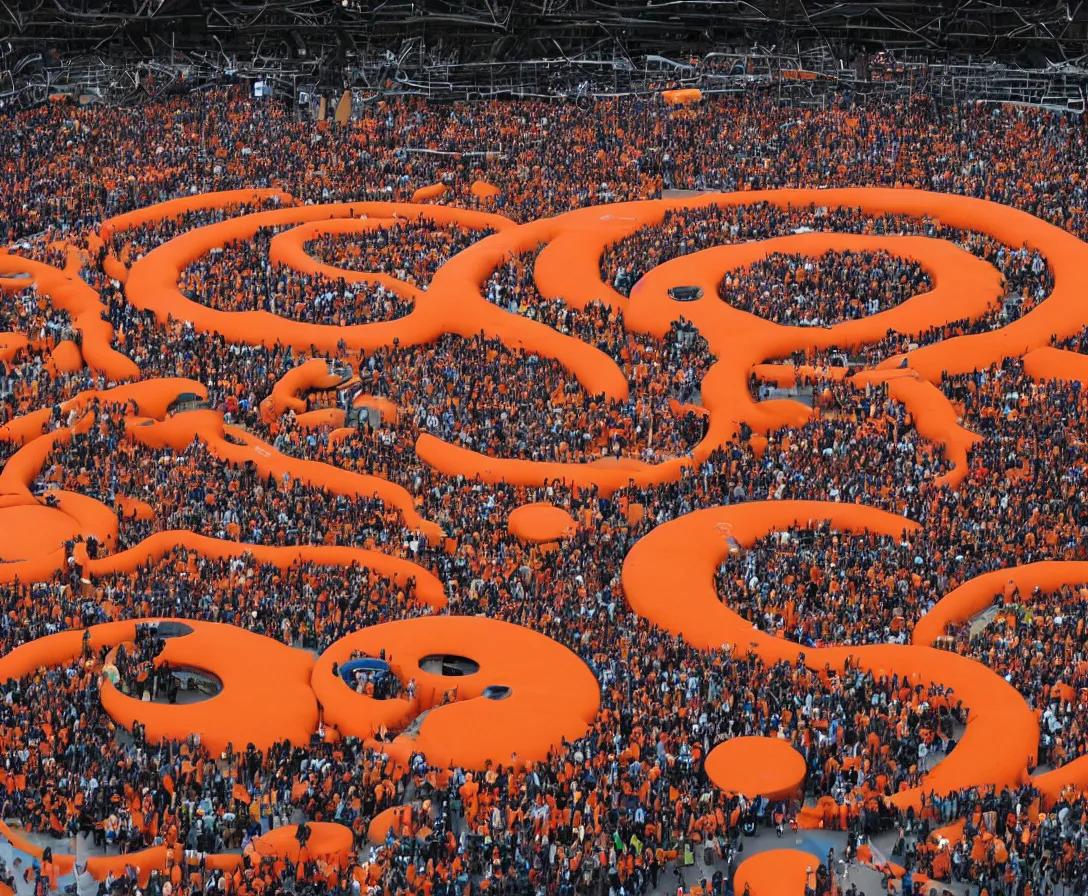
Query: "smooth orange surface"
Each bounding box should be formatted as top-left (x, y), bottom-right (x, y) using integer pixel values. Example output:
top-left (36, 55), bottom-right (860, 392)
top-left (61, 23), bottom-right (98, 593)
top-left (471, 180), bottom-right (501, 199)
top-left (352, 393), bottom-right (401, 422)
top-left (704, 737), bottom-right (807, 801)
top-left (1023, 345), bottom-right (1088, 383)
top-left (507, 503), bottom-right (579, 542)
top-left (48, 339), bottom-right (83, 374)
top-left (0, 504), bottom-right (81, 561)
top-left (662, 89), bottom-right (703, 105)
top-left (732, 849), bottom-right (814, 895)
top-left (0, 330), bottom-right (28, 363)
top-left (312, 616), bottom-right (600, 769)
top-left (913, 561), bottom-right (1088, 647)
top-left (1033, 755), bottom-right (1088, 806)
top-left (412, 184), bottom-right (448, 202)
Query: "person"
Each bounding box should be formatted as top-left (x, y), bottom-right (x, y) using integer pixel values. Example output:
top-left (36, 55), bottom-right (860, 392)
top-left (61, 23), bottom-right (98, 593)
top-left (4, 84), bottom-right (1088, 896)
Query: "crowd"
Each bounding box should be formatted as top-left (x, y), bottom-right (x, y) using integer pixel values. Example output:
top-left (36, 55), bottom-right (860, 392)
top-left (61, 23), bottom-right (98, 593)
top-left (106, 200), bottom-right (285, 268)
top-left (33, 410), bottom-right (425, 557)
top-left (603, 203), bottom-right (1050, 367)
top-left (724, 250), bottom-right (931, 327)
top-left (952, 582), bottom-right (1088, 772)
top-left (0, 285), bottom-right (96, 435)
top-left (177, 225), bottom-right (417, 325)
top-left (717, 522), bottom-right (940, 647)
top-left (2, 85), bottom-right (1088, 896)
top-left (305, 218), bottom-right (494, 289)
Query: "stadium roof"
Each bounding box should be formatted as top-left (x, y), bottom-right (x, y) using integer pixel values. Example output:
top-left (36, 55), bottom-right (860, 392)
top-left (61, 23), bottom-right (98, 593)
top-left (1, 0), bottom-right (1086, 104)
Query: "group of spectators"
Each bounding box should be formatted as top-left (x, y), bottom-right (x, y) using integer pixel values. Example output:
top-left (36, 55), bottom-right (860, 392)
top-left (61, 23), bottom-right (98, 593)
top-left (602, 203), bottom-right (1050, 369)
top-left (305, 218), bottom-right (493, 289)
top-left (719, 521), bottom-right (941, 647)
top-left (177, 225), bottom-right (416, 326)
top-left (724, 250), bottom-right (931, 327)
top-left (2, 85), bottom-right (1088, 896)
top-left (0, 286), bottom-right (94, 436)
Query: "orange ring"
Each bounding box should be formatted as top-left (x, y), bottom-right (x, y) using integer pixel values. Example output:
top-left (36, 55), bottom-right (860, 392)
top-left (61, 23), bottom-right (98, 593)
top-left (621, 501), bottom-right (1038, 809)
top-left (312, 616), bottom-right (600, 769)
top-left (95, 619), bottom-right (318, 753)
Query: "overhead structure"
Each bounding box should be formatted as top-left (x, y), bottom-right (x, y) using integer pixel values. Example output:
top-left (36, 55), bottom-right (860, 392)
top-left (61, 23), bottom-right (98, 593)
top-left (1, 0), bottom-right (1086, 107)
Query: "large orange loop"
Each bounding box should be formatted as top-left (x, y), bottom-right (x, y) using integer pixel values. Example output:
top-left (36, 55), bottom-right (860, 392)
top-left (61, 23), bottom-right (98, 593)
top-left (0, 620), bottom-right (307, 878)
top-left (620, 501), bottom-right (1038, 809)
top-left (626, 233), bottom-right (1003, 360)
top-left (536, 188), bottom-right (1088, 378)
top-left (124, 201), bottom-right (515, 354)
top-left (621, 500), bottom-right (920, 654)
top-left (312, 616), bottom-right (600, 769)
top-left (266, 212), bottom-right (497, 298)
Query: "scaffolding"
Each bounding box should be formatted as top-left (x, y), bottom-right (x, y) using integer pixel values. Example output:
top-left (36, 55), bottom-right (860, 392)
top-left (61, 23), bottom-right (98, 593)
top-left (4, 46), bottom-right (1086, 114)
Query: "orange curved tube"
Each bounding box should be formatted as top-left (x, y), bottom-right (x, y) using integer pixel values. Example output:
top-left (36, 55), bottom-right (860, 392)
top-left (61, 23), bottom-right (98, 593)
top-left (48, 339), bottom-right (83, 374)
top-left (470, 180), bottom-right (501, 199)
top-left (312, 616), bottom-right (600, 769)
top-left (913, 561), bottom-right (1088, 647)
top-left (620, 501), bottom-right (1038, 809)
top-left (411, 183), bottom-right (448, 202)
top-left (0, 254), bottom-right (139, 381)
top-left (0, 330), bottom-right (28, 363)
top-left (87, 530), bottom-right (448, 608)
top-left (98, 618), bottom-right (318, 754)
top-left (261, 357), bottom-right (351, 421)
top-left (0, 377), bottom-right (206, 447)
top-left (267, 205), bottom-right (509, 295)
top-left (126, 202), bottom-right (511, 355)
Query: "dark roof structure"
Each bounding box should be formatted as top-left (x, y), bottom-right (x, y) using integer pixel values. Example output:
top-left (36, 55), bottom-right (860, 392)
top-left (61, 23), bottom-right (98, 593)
top-left (2, 0), bottom-right (1086, 105)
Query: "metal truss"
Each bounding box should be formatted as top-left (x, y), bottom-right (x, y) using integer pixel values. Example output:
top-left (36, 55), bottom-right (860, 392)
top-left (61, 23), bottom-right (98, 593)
top-left (0, 0), bottom-right (1085, 108)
